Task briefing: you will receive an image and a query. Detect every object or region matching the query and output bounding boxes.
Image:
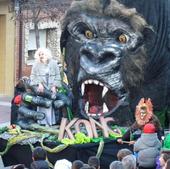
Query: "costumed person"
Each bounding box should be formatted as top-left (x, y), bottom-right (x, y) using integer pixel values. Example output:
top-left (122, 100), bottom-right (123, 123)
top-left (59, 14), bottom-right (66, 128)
top-left (134, 123), bottom-right (161, 169)
top-left (117, 98), bottom-right (163, 144)
top-left (30, 47), bottom-right (62, 126)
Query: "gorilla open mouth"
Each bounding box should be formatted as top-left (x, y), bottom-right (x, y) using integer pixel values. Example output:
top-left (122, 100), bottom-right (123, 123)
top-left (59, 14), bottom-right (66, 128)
top-left (79, 79), bottom-right (126, 118)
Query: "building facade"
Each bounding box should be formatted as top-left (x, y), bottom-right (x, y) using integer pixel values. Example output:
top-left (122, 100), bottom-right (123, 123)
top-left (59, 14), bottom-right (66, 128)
top-left (0, 0), bottom-right (72, 97)
top-left (0, 0), bottom-right (15, 96)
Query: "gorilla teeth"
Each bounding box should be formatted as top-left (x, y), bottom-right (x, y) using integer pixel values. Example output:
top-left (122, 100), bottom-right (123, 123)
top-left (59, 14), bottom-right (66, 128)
top-left (81, 79), bottom-right (109, 98)
top-left (88, 80), bottom-right (93, 84)
top-left (85, 101), bottom-right (89, 114)
top-left (81, 83), bottom-right (85, 95)
top-left (103, 102), bottom-right (109, 113)
top-left (102, 86), bottom-right (108, 98)
top-left (99, 82), bottom-right (104, 86)
top-left (84, 81), bottom-right (88, 84)
top-left (94, 80), bottom-right (99, 85)
top-left (82, 79), bottom-right (105, 86)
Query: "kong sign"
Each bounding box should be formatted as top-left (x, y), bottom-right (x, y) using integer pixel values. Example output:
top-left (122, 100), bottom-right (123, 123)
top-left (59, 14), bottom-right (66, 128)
top-left (58, 117), bottom-right (122, 140)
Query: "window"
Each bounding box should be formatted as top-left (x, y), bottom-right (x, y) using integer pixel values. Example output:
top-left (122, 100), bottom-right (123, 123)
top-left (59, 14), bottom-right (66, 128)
top-left (27, 29), bottom-right (47, 64)
top-left (24, 21), bottom-right (61, 65)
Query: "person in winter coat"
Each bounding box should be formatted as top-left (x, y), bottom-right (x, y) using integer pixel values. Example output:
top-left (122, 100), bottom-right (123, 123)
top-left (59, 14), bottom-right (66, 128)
top-left (134, 123), bottom-right (161, 169)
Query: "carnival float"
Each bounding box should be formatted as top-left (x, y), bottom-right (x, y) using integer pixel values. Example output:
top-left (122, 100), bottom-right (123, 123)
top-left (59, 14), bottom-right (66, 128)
top-left (1, 0), bottom-right (170, 168)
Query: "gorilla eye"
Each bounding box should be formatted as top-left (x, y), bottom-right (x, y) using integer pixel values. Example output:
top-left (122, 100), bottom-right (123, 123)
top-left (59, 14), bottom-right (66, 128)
top-left (85, 30), bottom-right (94, 39)
top-left (118, 34), bottom-right (129, 43)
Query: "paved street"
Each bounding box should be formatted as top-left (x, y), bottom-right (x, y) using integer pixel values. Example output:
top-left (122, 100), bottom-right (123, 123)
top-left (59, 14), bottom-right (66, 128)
top-left (0, 96), bottom-right (11, 125)
top-left (0, 96), bottom-right (12, 168)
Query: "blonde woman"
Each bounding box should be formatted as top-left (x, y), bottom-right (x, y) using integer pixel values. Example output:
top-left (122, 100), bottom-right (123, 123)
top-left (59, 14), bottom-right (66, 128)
top-left (30, 47), bottom-right (62, 126)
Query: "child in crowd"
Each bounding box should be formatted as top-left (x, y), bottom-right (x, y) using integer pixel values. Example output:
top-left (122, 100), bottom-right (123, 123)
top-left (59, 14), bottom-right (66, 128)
top-left (117, 148), bottom-right (133, 161)
top-left (122, 155), bottom-right (136, 169)
top-left (109, 161), bottom-right (124, 169)
top-left (72, 160), bottom-right (84, 169)
top-left (88, 156), bottom-right (100, 169)
top-left (134, 123), bottom-right (161, 169)
top-left (30, 146), bottom-right (49, 169)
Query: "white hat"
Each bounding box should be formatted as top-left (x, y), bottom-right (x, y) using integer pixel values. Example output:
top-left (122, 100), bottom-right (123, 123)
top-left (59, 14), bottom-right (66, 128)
top-left (54, 159), bottom-right (72, 169)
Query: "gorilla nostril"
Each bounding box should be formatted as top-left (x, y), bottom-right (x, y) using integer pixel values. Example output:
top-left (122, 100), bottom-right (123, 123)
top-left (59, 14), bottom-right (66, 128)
top-left (80, 49), bottom-right (94, 59)
top-left (81, 49), bottom-right (90, 56)
top-left (101, 51), bottom-right (116, 61)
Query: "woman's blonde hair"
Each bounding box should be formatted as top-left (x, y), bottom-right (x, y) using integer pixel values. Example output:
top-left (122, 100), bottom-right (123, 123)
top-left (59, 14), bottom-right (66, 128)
top-left (34, 47), bottom-right (53, 62)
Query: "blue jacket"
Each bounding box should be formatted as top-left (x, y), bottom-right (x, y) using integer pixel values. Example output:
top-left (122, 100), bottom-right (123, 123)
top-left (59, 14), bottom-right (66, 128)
top-left (134, 133), bottom-right (161, 168)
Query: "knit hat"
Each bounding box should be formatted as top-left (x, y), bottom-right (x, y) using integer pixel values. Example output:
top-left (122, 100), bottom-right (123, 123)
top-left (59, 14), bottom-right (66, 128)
top-left (143, 123), bottom-right (156, 133)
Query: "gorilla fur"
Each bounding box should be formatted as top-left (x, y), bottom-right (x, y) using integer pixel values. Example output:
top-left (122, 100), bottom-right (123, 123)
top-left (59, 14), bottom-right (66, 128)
top-left (61, 0), bottom-right (152, 88)
top-left (60, 0), bottom-right (157, 126)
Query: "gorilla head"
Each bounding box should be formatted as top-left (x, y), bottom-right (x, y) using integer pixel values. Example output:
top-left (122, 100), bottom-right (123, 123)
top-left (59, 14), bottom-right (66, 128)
top-left (60, 0), bottom-right (153, 125)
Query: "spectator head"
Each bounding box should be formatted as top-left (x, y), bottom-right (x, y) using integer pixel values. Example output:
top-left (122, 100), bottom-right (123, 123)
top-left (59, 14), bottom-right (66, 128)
top-left (80, 164), bottom-right (95, 169)
top-left (109, 161), bottom-right (124, 169)
top-left (11, 164), bottom-right (25, 169)
top-left (88, 156), bottom-right (100, 169)
top-left (54, 159), bottom-right (72, 169)
top-left (122, 155), bottom-right (136, 169)
top-left (159, 152), bottom-right (170, 167)
top-left (143, 123), bottom-right (156, 133)
top-left (72, 160), bottom-right (84, 169)
top-left (165, 159), bottom-right (170, 169)
top-left (117, 148), bottom-right (133, 161)
top-left (32, 146), bottom-right (47, 161)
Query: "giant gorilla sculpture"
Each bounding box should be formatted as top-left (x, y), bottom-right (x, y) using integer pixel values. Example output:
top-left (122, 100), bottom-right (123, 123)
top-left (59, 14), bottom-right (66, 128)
top-left (60, 0), bottom-right (170, 126)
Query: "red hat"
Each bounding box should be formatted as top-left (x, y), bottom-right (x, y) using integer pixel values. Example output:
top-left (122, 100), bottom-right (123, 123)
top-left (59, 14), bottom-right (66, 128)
top-left (143, 123), bottom-right (156, 133)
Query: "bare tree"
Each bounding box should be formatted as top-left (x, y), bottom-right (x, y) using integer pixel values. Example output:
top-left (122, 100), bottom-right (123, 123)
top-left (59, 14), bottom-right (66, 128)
top-left (12, 0), bottom-right (72, 48)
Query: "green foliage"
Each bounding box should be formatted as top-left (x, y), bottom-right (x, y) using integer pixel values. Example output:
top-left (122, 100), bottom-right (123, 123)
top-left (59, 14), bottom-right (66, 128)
top-left (0, 126), bottom-right (8, 134)
top-left (61, 132), bottom-right (91, 145)
top-left (109, 132), bottom-right (122, 139)
top-left (61, 138), bottom-right (76, 145)
top-left (91, 137), bottom-right (104, 143)
top-left (74, 132), bottom-right (91, 144)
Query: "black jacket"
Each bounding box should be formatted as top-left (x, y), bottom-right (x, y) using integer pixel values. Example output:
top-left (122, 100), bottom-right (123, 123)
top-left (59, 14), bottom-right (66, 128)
top-left (30, 160), bottom-right (49, 169)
